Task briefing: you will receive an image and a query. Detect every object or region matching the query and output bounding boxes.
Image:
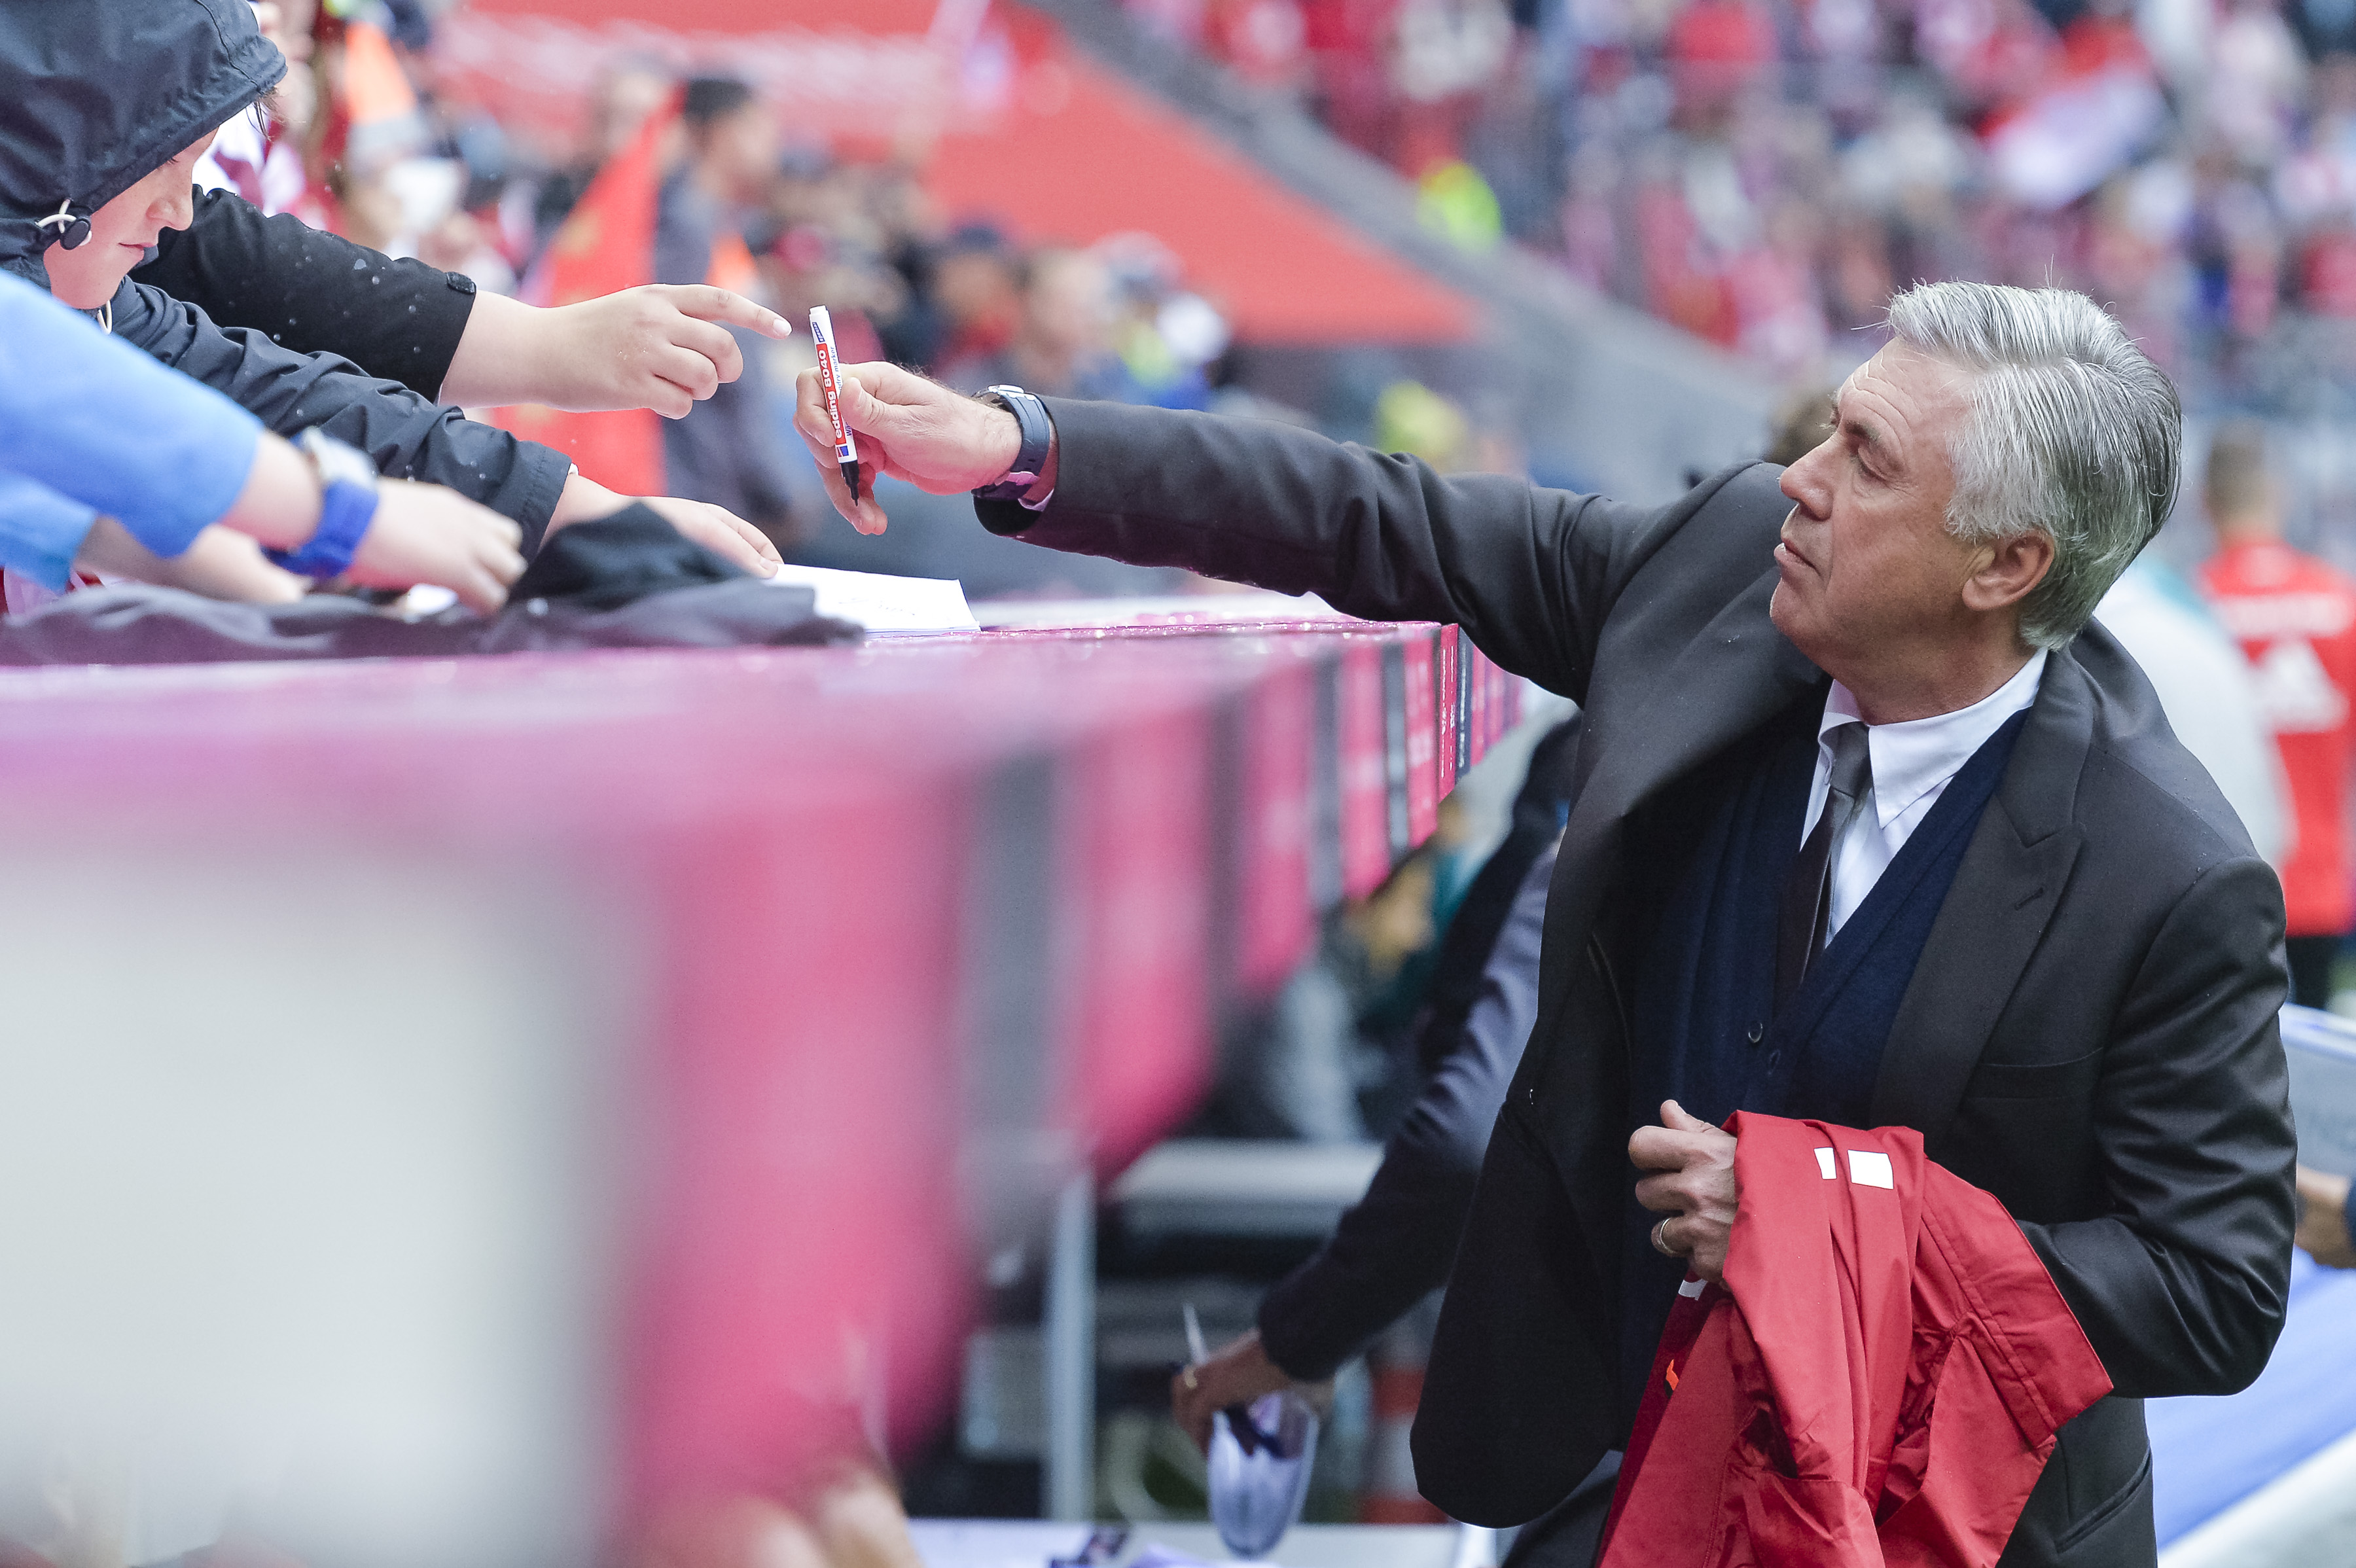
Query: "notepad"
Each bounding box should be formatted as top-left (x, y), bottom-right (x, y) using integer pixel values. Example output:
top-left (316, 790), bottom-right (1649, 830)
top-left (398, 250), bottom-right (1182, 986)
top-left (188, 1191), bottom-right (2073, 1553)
top-left (768, 563), bottom-right (978, 633)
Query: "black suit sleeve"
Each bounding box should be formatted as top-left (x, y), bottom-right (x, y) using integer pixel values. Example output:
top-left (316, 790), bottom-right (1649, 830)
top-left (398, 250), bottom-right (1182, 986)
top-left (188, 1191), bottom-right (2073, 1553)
top-left (134, 188), bottom-right (478, 402)
top-left (977, 399), bottom-right (1694, 704)
top-left (1257, 843), bottom-right (1557, 1381)
top-left (2018, 853), bottom-right (2296, 1399)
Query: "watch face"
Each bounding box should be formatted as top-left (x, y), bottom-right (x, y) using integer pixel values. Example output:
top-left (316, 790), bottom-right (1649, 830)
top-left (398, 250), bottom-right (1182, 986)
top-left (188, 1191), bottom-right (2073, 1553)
top-left (302, 429), bottom-right (380, 491)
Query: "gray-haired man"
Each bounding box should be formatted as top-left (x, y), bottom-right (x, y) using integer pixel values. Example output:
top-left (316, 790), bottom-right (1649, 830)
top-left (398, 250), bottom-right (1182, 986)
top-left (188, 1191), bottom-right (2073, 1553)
top-left (796, 282), bottom-right (2295, 1565)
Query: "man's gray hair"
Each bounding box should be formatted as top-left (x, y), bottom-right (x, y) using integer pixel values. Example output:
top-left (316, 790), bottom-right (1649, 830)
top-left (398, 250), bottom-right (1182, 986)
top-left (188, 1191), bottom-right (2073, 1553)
top-left (1884, 282), bottom-right (2180, 650)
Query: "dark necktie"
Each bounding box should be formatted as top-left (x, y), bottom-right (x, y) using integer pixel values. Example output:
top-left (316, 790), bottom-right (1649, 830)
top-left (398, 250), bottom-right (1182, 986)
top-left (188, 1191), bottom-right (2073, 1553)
top-left (1775, 721), bottom-right (1872, 1009)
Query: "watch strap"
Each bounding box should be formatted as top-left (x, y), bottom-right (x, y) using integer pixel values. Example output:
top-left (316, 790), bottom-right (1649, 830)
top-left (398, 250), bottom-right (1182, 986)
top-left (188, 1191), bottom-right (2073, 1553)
top-left (973, 386), bottom-right (1053, 504)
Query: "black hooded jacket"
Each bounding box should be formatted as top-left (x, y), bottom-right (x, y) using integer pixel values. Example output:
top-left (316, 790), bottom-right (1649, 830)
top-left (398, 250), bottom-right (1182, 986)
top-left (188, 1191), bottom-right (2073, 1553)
top-left (0, 0), bottom-right (569, 551)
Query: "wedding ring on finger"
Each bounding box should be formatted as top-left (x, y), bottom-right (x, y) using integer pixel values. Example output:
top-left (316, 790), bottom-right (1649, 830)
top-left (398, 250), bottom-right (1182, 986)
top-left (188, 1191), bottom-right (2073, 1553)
top-left (1651, 1217), bottom-right (1679, 1257)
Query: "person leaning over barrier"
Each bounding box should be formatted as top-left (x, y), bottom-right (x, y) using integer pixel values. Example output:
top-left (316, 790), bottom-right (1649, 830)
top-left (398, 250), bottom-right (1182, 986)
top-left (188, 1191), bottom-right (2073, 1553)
top-left (0, 270), bottom-right (520, 611)
top-left (135, 187), bottom-right (796, 429)
top-left (798, 281), bottom-right (2297, 1566)
top-left (0, 0), bottom-right (781, 597)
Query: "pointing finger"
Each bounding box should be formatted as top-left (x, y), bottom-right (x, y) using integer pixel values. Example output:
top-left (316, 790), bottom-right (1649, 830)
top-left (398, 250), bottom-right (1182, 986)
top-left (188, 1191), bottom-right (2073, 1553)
top-left (675, 284), bottom-right (791, 339)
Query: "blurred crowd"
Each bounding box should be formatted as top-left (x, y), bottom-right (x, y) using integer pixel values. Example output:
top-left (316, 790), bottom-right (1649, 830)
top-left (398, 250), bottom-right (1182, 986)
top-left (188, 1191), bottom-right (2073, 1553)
top-left (1124, 0), bottom-right (2356, 399)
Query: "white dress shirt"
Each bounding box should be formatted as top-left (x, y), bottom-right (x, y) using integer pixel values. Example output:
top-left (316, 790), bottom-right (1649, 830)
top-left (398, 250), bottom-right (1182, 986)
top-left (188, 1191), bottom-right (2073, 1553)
top-left (1805, 649), bottom-right (2048, 939)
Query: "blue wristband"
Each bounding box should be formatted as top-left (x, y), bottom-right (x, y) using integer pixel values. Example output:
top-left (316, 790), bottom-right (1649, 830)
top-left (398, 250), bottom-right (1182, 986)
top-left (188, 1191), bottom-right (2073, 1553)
top-left (266, 478), bottom-right (376, 579)
top-left (266, 429), bottom-right (379, 579)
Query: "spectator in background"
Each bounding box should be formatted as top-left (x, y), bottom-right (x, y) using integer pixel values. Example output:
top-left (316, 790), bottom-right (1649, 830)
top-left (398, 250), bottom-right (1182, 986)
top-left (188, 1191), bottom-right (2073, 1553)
top-left (2200, 419), bottom-right (2356, 1007)
top-left (1099, 232), bottom-right (1231, 410)
top-left (658, 77), bottom-right (804, 545)
top-left (951, 246), bottom-right (1136, 401)
top-left (900, 223), bottom-right (1023, 383)
top-left (533, 56), bottom-right (674, 258)
top-left (1133, 0), bottom-right (2356, 412)
top-left (196, 1), bottom-right (317, 221)
top-left (2096, 557), bottom-right (2293, 870)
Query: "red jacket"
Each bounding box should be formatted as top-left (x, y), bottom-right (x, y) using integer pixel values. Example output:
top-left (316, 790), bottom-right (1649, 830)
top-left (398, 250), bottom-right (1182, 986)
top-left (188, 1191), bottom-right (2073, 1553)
top-left (1599, 1115), bottom-right (2112, 1567)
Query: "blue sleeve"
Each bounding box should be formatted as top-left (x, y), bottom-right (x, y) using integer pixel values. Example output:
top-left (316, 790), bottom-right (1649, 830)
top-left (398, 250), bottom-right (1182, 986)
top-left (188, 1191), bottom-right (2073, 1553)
top-left (0, 473), bottom-right (100, 591)
top-left (0, 272), bottom-right (260, 559)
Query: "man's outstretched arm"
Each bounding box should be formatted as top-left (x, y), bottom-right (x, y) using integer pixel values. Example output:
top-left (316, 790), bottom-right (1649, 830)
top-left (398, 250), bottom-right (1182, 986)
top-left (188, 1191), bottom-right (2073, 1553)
top-left (791, 363), bottom-right (1701, 704)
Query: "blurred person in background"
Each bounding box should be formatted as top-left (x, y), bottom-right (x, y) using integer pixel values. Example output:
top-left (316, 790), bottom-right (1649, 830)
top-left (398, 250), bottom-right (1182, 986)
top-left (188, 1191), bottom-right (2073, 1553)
top-left (760, 154), bottom-right (920, 376)
top-left (658, 76), bottom-right (805, 545)
top-left (2096, 558), bottom-right (2291, 868)
top-left (899, 222), bottom-right (1023, 383)
top-left (1098, 232), bottom-right (1232, 410)
top-left (1220, 849), bottom-right (1442, 1143)
top-left (534, 55), bottom-right (675, 258)
top-left (195, 1), bottom-right (317, 222)
top-left (950, 246), bottom-right (1136, 401)
top-left (2199, 419), bottom-right (2356, 1008)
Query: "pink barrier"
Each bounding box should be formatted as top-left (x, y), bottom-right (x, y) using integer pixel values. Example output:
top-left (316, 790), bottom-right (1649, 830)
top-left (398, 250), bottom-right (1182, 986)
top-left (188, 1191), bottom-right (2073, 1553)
top-left (0, 613), bottom-right (1519, 1554)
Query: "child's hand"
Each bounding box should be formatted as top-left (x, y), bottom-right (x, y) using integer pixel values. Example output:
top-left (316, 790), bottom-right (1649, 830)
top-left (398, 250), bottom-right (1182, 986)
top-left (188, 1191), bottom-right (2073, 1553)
top-left (632, 493), bottom-right (783, 576)
top-left (551, 286), bottom-right (791, 418)
top-left (440, 287), bottom-right (793, 416)
top-left (346, 480), bottom-right (525, 615)
top-left (550, 471), bottom-right (782, 577)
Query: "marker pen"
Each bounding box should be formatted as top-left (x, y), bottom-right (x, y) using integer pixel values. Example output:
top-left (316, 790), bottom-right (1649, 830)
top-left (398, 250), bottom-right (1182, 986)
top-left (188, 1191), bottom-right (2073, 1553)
top-left (810, 306), bottom-right (861, 502)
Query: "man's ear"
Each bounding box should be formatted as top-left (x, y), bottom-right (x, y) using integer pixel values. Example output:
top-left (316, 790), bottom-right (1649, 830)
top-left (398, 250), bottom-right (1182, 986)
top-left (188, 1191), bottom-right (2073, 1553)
top-left (1961, 531), bottom-right (2054, 615)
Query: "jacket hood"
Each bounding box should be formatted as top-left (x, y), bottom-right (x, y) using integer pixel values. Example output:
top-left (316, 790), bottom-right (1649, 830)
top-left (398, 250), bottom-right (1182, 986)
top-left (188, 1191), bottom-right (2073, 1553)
top-left (0, 0), bottom-right (283, 284)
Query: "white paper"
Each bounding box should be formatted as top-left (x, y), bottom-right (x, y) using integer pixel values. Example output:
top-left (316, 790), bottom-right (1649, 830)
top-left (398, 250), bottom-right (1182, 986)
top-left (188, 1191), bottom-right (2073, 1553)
top-left (767, 563), bottom-right (977, 633)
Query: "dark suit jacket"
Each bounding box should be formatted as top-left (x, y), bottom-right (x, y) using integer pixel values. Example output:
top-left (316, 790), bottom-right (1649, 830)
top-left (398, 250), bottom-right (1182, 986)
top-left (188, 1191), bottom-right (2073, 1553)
top-left (984, 399), bottom-right (2297, 1566)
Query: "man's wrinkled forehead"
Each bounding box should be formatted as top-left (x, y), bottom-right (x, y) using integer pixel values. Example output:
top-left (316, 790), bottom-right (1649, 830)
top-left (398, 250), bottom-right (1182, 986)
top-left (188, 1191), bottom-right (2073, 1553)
top-left (1832, 344), bottom-right (1972, 457)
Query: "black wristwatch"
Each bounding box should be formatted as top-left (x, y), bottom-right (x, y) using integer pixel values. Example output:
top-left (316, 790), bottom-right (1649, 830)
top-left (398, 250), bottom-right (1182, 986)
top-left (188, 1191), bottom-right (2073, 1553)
top-left (974, 385), bottom-right (1052, 504)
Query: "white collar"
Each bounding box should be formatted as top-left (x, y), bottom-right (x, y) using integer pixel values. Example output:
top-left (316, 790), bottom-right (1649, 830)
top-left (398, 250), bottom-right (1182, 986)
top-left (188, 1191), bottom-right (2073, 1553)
top-left (1821, 649), bottom-right (2048, 829)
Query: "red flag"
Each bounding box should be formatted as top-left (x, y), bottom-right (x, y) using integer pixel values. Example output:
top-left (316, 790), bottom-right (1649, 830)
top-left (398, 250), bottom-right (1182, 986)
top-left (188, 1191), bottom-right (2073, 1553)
top-left (491, 94), bottom-right (679, 497)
